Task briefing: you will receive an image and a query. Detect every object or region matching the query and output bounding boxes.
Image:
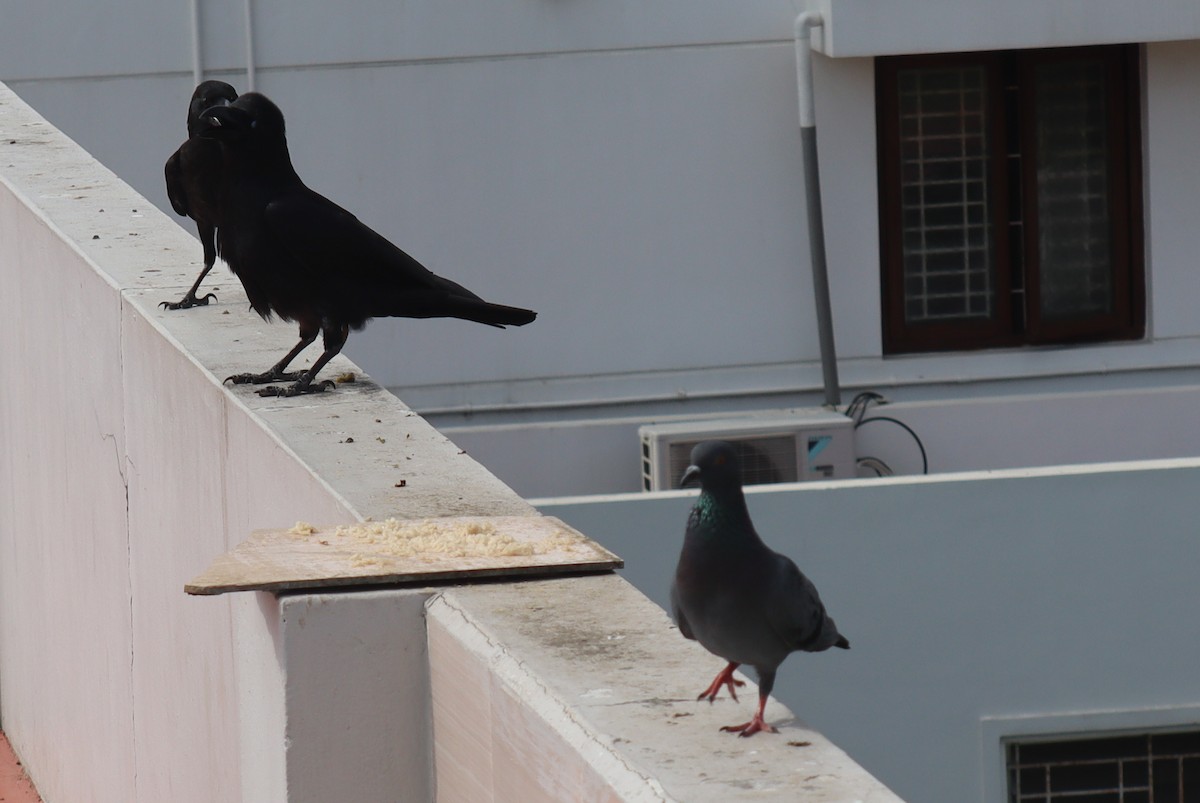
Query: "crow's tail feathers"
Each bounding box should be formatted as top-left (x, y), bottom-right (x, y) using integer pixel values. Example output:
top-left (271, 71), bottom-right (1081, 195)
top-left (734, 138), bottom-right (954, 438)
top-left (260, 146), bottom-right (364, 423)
top-left (449, 298), bottom-right (537, 328)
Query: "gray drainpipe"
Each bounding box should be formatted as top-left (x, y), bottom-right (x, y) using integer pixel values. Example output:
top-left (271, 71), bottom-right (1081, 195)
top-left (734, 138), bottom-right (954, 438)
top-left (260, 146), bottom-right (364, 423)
top-left (794, 12), bottom-right (841, 408)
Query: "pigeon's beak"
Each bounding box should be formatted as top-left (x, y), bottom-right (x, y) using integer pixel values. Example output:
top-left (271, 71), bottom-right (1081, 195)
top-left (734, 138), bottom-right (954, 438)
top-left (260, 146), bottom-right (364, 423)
top-left (680, 465), bottom-right (701, 488)
top-left (199, 104), bottom-right (251, 139)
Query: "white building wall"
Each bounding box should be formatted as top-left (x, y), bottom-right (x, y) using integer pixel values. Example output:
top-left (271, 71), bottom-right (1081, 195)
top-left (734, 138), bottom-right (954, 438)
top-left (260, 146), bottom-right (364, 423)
top-left (6, 6), bottom-right (1200, 494)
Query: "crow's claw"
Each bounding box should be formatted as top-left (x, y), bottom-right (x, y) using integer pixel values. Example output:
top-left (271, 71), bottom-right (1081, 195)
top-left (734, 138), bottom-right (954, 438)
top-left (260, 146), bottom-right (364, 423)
top-left (256, 380), bottom-right (335, 398)
top-left (224, 370), bottom-right (306, 386)
top-left (160, 292), bottom-right (217, 310)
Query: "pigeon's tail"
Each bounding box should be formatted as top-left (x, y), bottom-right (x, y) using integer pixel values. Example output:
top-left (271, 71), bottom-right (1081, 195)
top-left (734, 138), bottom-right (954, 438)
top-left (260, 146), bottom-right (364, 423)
top-left (800, 613), bottom-right (849, 652)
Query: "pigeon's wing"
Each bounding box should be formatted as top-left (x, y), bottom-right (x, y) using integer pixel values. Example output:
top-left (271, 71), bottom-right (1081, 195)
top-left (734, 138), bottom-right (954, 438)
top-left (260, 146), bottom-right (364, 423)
top-left (768, 552), bottom-right (841, 652)
top-left (164, 145), bottom-right (190, 217)
top-left (669, 582), bottom-right (696, 641)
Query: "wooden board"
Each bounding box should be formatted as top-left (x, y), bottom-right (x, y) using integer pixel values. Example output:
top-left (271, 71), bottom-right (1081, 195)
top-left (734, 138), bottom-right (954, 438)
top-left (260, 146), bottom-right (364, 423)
top-left (185, 515), bottom-right (623, 596)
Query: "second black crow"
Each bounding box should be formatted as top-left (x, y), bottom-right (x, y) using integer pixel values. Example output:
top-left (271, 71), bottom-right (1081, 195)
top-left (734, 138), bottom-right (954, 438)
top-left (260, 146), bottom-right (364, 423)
top-left (201, 92), bottom-right (537, 396)
top-left (161, 80), bottom-right (238, 310)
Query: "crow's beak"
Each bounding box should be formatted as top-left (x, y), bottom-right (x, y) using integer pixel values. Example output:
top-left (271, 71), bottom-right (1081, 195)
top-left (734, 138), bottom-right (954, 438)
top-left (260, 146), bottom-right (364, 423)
top-left (198, 104), bottom-right (251, 138)
top-left (680, 465), bottom-right (701, 488)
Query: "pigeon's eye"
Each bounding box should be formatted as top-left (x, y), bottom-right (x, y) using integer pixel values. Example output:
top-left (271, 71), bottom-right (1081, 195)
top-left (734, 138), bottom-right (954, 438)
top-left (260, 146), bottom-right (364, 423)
top-left (714, 454), bottom-right (726, 466)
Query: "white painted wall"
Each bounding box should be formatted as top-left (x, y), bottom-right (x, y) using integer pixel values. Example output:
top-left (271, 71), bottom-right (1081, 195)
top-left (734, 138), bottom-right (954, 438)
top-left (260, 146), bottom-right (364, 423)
top-left (6, 6), bottom-right (1200, 503)
top-left (0, 85), bottom-right (360, 802)
top-left (538, 460), bottom-right (1200, 802)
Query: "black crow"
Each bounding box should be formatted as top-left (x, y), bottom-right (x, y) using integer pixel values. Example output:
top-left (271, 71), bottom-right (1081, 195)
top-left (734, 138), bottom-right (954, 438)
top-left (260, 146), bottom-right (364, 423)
top-left (161, 80), bottom-right (239, 309)
top-left (201, 92), bottom-right (537, 397)
top-left (671, 441), bottom-right (849, 737)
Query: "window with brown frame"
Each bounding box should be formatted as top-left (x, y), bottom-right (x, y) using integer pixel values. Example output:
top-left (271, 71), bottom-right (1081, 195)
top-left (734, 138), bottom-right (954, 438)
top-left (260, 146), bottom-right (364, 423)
top-left (876, 45), bottom-right (1144, 354)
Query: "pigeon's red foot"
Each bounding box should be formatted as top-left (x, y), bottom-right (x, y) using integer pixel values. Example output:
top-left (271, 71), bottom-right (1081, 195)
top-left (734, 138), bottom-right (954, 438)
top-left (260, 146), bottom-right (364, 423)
top-left (697, 662), bottom-right (745, 703)
top-left (721, 693), bottom-right (777, 737)
top-left (720, 712), bottom-right (778, 737)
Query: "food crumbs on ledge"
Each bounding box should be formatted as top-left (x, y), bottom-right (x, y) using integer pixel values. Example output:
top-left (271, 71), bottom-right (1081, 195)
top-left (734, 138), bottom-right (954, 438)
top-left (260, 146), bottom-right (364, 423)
top-left (327, 518), bottom-right (581, 560)
top-left (288, 521), bottom-right (317, 536)
top-left (335, 372), bottom-right (356, 384)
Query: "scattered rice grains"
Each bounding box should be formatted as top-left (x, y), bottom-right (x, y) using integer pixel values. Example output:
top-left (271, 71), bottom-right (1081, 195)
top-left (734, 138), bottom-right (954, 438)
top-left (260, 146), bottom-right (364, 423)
top-left (287, 518), bottom-right (579, 566)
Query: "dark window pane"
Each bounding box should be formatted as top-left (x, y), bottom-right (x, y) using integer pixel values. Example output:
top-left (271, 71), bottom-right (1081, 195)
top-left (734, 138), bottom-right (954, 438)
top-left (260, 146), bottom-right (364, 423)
top-left (1018, 735), bottom-right (1146, 765)
top-left (1184, 756), bottom-right (1200, 800)
top-left (1122, 759), bottom-right (1149, 787)
top-left (1154, 731), bottom-right (1200, 754)
top-left (1034, 59), bottom-right (1113, 320)
top-left (1152, 758), bottom-right (1180, 802)
top-left (1049, 761), bottom-right (1118, 792)
top-left (1017, 765), bottom-right (1047, 794)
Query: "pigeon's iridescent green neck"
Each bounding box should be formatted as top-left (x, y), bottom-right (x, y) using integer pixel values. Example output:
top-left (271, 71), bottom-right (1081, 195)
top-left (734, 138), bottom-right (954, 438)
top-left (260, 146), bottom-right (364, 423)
top-left (691, 489), bottom-right (750, 538)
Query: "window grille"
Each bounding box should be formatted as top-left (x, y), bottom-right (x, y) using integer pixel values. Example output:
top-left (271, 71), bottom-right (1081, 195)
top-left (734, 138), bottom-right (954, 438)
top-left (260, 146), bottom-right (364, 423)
top-left (897, 65), bottom-right (994, 323)
top-left (1007, 730), bottom-right (1200, 802)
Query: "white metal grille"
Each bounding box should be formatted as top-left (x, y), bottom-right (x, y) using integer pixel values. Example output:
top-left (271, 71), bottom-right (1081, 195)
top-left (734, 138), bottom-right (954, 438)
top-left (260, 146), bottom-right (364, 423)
top-left (1007, 731), bottom-right (1200, 802)
top-left (897, 66), bottom-right (993, 323)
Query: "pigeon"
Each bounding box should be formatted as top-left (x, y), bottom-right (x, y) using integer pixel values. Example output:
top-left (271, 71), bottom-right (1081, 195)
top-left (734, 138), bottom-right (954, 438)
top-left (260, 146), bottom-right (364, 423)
top-left (161, 80), bottom-right (238, 310)
top-left (670, 440), bottom-right (849, 736)
top-left (198, 92), bottom-right (537, 396)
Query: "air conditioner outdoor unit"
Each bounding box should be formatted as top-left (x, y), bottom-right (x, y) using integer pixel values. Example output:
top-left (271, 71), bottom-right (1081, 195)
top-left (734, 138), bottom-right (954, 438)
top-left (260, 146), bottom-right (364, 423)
top-left (639, 411), bottom-right (855, 492)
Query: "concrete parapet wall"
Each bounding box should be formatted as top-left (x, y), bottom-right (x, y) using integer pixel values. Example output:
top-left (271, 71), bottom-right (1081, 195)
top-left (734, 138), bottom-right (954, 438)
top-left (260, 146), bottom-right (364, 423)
top-left (0, 82), bottom-right (898, 801)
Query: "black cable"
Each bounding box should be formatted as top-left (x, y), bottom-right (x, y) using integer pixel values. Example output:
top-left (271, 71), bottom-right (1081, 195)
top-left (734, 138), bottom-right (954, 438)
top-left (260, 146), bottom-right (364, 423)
top-left (845, 390), bottom-right (887, 425)
top-left (855, 416), bottom-right (928, 475)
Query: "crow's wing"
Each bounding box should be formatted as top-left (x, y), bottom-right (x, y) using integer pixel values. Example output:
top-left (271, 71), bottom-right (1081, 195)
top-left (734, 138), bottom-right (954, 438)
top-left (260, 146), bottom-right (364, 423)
top-left (263, 188), bottom-right (533, 327)
top-left (164, 145), bottom-right (190, 218)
